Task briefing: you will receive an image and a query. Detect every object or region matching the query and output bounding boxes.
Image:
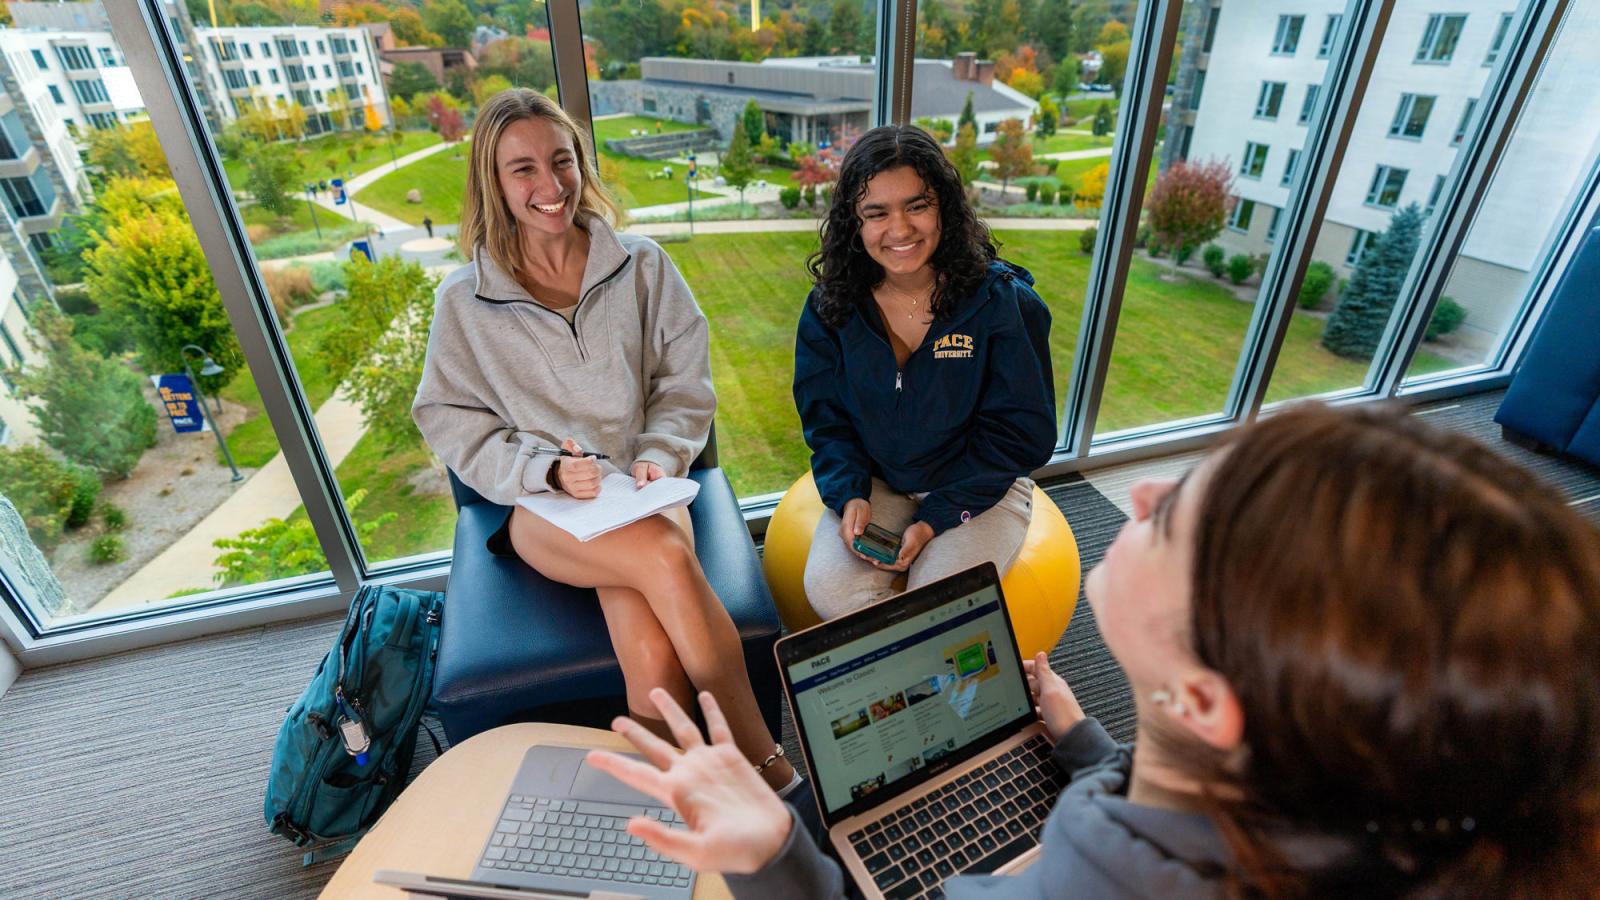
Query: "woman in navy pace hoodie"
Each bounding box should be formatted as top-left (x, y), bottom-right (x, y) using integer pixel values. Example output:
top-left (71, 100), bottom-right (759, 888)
top-left (791, 124), bottom-right (1058, 619)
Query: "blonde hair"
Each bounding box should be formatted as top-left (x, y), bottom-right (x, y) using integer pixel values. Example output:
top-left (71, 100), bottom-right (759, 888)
top-left (458, 88), bottom-right (620, 282)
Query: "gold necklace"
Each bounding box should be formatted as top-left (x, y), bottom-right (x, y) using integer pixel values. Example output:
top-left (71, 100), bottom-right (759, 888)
top-left (881, 282), bottom-right (930, 320)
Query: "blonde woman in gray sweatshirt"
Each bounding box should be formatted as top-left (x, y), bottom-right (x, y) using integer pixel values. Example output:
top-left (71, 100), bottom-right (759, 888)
top-left (412, 89), bottom-right (799, 794)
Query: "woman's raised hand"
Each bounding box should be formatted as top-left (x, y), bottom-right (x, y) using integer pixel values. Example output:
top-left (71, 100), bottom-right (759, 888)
top-left (1024, 651), bottom-right (1084, 743)
top-left (585, 688), bottom-right (795, 875)
top-left (557, 438), bottom-right (602, 499)
top-left (839, 498), bottom-right (874, 562)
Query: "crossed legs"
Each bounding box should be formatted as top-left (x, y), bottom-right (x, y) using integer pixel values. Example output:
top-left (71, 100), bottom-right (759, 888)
top-left (508, 507), bottom-right (796, 790)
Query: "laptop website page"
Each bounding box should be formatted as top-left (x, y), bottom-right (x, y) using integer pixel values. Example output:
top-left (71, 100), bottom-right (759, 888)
top-left (787, 585), bottom-right (1032, 816)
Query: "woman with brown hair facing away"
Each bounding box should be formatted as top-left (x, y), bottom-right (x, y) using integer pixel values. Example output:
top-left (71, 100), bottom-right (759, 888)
top-left (412, 89), bottom-right (798, 795)
top-left (590, 402), bottom-right (1600, 898)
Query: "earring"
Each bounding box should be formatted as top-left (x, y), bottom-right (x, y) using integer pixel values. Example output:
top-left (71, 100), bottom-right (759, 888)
top-left (1150, 689), bottom-right (1187, 717)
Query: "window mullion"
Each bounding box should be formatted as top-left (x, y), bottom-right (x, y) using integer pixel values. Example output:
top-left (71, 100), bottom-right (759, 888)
top-left (1367, 0), bottom-right (1576, 397)
top-left (106, 1), bottom-right (362, 593)
top-left (874, 0), bottom-right (918, 127)
top-left (547, 0), bottom-right (594, 158)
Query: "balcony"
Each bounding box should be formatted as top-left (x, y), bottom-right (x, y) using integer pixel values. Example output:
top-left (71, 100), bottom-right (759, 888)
top-left (16, 192), bottom-right (66, 233)
top-left (0, 146), bottom-right (41, 180)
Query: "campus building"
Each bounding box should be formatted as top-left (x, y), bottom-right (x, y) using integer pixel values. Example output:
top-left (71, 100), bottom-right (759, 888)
top-left (194, 24), bottom-right (391, 137)
top-left (1165, 0), bottom-right (1600, 349)
top-left (590, 53), bottom-right (1040, 146)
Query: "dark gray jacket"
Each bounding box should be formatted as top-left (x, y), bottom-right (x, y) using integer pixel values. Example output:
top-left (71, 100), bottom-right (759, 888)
top-left (725, 719), bottom-right (1254, 899)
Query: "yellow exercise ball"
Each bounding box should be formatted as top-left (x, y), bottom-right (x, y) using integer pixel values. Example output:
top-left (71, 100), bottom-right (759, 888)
top-left (762, 473), bottom-right (1080, 662)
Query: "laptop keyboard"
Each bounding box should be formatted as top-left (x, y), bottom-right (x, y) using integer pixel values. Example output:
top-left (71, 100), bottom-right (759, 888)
top-left (847, 735), bottom-right (1065, 900)
top-left (479, 795), bottom-right (695, 892)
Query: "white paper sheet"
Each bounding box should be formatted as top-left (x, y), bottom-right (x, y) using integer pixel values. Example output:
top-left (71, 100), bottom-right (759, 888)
top-left (516, 473), bottom-right (700, 542)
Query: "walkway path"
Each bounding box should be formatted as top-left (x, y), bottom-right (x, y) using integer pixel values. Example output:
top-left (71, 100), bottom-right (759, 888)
top-left (309, 139), bottom-right (466, 233)
top-left (625, 215), bottom-right (1099, 238)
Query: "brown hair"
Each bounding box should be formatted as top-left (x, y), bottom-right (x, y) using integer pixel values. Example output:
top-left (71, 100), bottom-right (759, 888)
top-left (458, 88), bottom-right (620, 283)
top-left (1184, 403), bottom-right (1600, 897)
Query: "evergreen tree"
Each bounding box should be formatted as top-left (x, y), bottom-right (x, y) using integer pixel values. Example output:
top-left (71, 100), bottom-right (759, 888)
top-left (958, 91), bottom-right (976, 133)
top-left (721, 125), bottom-right (756, 204)
top-left (948, 122), bottom-right (980, 185)
top-left (1053, 56), bottom-right (1081, 97)
top-left (1322, 204), bottom-right (1424, 359)
top-left (1035, 95), bottom-right (1060, 138)
top-left (12, 305), bottom-right (157, 479)
top-left (1092, 100), bottom-right (1113, 136)
top-left (741, 100), bottom-right (765, 146)
top-left (245, 142), bottom-right (297, 217)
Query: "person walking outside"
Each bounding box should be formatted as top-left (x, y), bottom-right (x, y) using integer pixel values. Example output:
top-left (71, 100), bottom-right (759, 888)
top-left (423, 216), bottom-right (434, 239)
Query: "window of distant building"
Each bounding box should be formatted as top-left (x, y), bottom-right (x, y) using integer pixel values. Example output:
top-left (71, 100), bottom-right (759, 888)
top-left (1255, 81), bottom-right (1286, 119)
top-left (1452, 97), bottom-right (1478, 145)
top-left (1485, 12), bottom-right (1513, 65)
top-left (1366, 165), bottom-right (1408, 208)
top-left (1299, 84), bottom-right (1320, 125)
top-left (98, 47), bottom-right (117, 67)
top-left (1388, 93), bottom-right (1435, 139)
top-left (1318, 14), bottom-right (1342, 57)
top-left (1240, 141), bottom-right (1269, 178)
top-left (1425, 173), bottom-right (1447, 214)
top-left (47, 84), bottom-right (64, 105)
top-left (30, 49), bottom-right (47, 71)
top-left (1417, 13), bottom-right (1467, 63)
top-left (1228, 196), bottom-right (1256, 231)
top-left (1282, 148), bottom-right (1301, 186)
top-left (1202, 4), bottom-right (1222, 53)
top-left (1189, 69), bottom-right (1206, 110)
top-left (1266, 205), bottom-right (1282, 242)
top-left (1272, 15), bottom-right (1305, 54)
top-left (1346, 228), bottom-right (1374, 265)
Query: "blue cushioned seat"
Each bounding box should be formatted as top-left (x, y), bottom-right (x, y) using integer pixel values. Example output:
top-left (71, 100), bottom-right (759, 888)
top-left (434, 453), bottom-right (784, 745)
top-left (1496, 221), bottom-right (1600, 467)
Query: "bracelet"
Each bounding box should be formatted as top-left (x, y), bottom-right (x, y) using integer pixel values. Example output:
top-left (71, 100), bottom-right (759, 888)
top-left (754, 743), bottom-right (785, 772)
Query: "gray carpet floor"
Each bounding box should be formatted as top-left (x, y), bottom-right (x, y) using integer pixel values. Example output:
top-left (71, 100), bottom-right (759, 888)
top-left (2, 389), bottom-right (1590, 898)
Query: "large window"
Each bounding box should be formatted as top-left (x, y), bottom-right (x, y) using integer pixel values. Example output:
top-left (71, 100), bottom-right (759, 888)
top-left (0, 0), bottom-right (1592, 651)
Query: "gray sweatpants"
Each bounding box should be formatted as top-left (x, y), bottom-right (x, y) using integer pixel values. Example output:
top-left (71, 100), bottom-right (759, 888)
top-left (803, 477), bottom-right (1034, 620)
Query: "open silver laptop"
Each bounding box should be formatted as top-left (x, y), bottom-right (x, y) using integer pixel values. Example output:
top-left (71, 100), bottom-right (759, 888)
top-left (776, 563), bottom-right (1068, 900)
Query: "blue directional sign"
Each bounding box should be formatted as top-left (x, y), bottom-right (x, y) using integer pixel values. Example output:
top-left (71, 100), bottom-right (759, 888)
top-left (156, 373), bottom-right (204, 434)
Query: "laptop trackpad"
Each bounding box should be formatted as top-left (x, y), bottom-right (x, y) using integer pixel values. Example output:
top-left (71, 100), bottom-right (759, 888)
top-left (547, 746), bottom-right (659, 806)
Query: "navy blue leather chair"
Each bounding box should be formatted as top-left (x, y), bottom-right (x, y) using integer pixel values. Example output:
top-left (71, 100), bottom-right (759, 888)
top-left (433, 436), bottom-right (784, 745)
top-left (1496, 221), bottom-right (1600, 467)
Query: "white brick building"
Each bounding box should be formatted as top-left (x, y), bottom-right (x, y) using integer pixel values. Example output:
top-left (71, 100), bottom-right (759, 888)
top-left (195, 25), bottom-right (391, 136)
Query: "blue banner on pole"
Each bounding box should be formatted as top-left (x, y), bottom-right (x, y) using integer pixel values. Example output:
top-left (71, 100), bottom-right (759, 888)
top-left (349, 239), bottom-right (374, 263)
top-left (335, 188), bottom-right (348, 205)
top-left (156, 373), bottom-right (205, 434)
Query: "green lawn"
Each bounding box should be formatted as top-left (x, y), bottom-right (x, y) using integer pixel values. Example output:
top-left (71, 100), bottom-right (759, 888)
top-left (217, 302), bottom-right (346, 468)
top-left (661, 229), bottom-right (1451, 495)
top-left (591, 115), bottom-right (703, 148)
top-left (359, 148), bottom-right (471, 226)
top-left (221, 130), bottom-right (442, 196)
top-left (328, 432), bottom-right (457, 564)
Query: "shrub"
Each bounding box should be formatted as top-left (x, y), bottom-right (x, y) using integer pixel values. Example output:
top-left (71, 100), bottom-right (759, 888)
top-left (212, 490), bottom-right (393, 585)
top-left (1057, 186), bottom-right (1075, 207)
top-left (1039, 185), bottom-right (1056, 205)
top-left (1296, 261), bottom-right (1336, 308)
top-left (0, 445), bottom-right (93, 550)
top-left (89, 534), bottom-right (126, 566)
top-left (309, 260), bottom-right (348, 295)
top-left (1425, 296), bottom-right (1467, 340)
top-left (1203, 244), bottom-right (1227, 277)
top-left (1025, 182), bottom-right (1039, 202)
top-left (67, 470), bottom-right (99, 528)
top-left (779, 186), bottom-right (801, 209)
top-left (263, 265), bottom-right (316, 311)
top-left (66, 310), bottom-right (133, 358)
top-left (803, 184), bottom-right (816, 208)
top-left (1078, 226), bottom-right (1098, 254)
top-left (1134, 223), bottom-right (1152, 248)
top-left (1147, 240), bottom-right (1165, 258)
top-left (1174, 243), bottom-right (1196, 265)
top-left (101, 502), bottom-right (127, 531)
top-left (1226, 254), bottom-right (1254, 284)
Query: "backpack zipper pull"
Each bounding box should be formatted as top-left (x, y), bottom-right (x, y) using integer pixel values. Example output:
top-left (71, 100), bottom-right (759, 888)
top-left (895, 370), bottom-right (903, 393)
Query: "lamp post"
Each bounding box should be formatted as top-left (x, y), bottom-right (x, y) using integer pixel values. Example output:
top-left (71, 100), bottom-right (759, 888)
top-left (181, 344), bottom-right (243, 483)
top-left (303, 184), bottom-right (323, 239)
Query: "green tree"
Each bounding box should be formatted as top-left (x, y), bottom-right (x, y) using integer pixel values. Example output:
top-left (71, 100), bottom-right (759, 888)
top-left (989, 118), bottom-right (1034, 195)
top-left (1035, 95), bottom-right (1060, 138)
top-left (1099, 40), bottom-right (1130, 94)
top-left (83, 122), bottom-right (170, 180)
top-left (1092, 100), bottom-right (1113, 136)
top-left (388, 62), bottom-right (440, 101)
top-left (317, 256), bottom-right (439, 448)
top-left (1052, 55), bottom-right (1081, 98)
top-left (1028, 0), bottom-right (1074, 61)
top-left (0, 445), bottom-right (97, 551)
top-left (477, 36), bottom-right (557, 93)
top-left (828, 0), bottom-right (865, 54)
top-left (586, 0), bottom-right (677, 66)
top-left (244, 141), bottom-right (298, 217)
top-left (721, 125), bottom-right (756, 204)
top-left (11, 306), bottom-right (156, 479)
top-left (948, 122), bottom-right (980, 186)
top-left (1322, 204), bottom-right (1425, 359)
top-left (741, 100), bottom-right (765, 147)
top-left (211, 490), bottom-right (393, 585)
top-left (472, 73), bottom-right (514, 106)
top-left (422, 0), bottom-right (476, 48)
top-left (83, 177), bottom-right (243, 392)
top-left (958, 91), bottom-right (977, 134)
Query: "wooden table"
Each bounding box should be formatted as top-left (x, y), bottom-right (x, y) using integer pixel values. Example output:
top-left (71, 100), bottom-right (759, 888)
top-left (321, 723), bottom-right (731, 899)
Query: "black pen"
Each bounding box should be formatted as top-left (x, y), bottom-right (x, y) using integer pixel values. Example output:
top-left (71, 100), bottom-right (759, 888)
top-left (532, 446), bottom-right (611, 460)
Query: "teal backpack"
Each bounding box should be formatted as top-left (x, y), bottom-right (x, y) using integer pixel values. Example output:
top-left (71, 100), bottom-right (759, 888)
top-left (265, 584), bottom-right (445, 858)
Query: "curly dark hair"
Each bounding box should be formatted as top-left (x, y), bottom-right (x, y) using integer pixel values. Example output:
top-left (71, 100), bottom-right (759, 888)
top-left (805, 124), bottom-right (997, 328)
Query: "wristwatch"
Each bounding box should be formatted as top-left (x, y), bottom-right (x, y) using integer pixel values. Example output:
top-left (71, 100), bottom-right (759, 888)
top-left (545, 458), bottom-right (563, 491)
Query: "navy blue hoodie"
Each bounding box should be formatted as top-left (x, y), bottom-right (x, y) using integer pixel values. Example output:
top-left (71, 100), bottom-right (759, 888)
top-left (793, 260), bottom-right (1057, 535)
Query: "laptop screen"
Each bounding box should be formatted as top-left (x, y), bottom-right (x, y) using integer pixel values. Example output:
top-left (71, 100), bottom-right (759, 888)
top-left (781, 568), bottom-right (1034, 818)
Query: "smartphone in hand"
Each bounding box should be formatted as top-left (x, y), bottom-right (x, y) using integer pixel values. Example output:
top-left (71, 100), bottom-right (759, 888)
top-left (852, 523), bottom-right (903, 565)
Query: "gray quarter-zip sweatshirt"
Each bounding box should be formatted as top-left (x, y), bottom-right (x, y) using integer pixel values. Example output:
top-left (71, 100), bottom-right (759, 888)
top-left (412, 214), bottom-right (715, 506)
